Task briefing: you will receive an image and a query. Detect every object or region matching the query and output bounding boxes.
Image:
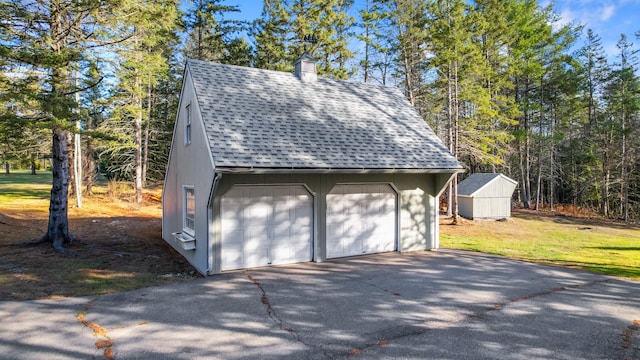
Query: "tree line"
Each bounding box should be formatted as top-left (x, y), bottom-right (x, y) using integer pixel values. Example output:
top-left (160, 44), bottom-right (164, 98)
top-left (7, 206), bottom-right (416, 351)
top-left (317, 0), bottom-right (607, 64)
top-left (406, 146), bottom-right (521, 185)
top-left (1, 0), bottom-right (639, 252)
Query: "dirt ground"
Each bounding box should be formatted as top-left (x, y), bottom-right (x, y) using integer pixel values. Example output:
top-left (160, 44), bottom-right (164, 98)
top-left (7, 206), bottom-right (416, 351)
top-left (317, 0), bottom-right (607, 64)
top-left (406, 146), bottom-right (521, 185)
top-left (0, 190), bottom-right (199, 301)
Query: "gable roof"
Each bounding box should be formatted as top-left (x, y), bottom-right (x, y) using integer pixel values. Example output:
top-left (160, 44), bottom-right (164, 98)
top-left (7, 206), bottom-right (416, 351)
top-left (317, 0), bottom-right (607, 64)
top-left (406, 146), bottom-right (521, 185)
top-left (186, 59), bottom-right (462, 172)
top-left (457, 173), bottom-right (518, 197)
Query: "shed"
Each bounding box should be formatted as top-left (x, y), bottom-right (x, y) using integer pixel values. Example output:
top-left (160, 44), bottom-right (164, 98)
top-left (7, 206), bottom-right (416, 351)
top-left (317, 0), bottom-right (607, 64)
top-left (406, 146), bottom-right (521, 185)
top-left (457, 173), bottom-right (518, 219)
top-left (162, 55), bottom-right (463, 275)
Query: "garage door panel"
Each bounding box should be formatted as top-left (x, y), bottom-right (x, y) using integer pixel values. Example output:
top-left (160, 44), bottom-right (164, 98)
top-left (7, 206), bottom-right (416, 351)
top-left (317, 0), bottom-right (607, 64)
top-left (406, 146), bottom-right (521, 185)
top-left (270, 246), bottom-right (290, 264)
top-left (221, 185), bottom-right (313, 271)
top-left (272, 223), bottom-right (290, 241)
top-left (245, 203), bottom-right (270, 225)
top-left (327, 184), bottom-right (396, 259)
top-left (244, 228), bottom-right (268, 251)
top-left (221, 248), bottom-right (243, 271)
top-left (245, 250), bottom-right (269, 268)
top-left (222, 230), bottom-right (243, 247)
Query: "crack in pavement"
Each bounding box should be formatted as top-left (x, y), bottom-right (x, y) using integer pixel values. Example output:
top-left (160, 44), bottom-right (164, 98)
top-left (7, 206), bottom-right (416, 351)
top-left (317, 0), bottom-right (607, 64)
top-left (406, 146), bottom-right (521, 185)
top-left (76, 298), bottom-right (115, 360)
top-left (471, 278), bottom-right (614, 318)
top-left (244, 275), bottom-right (616, 359)
top-left (244, 271), bottom-right (333, 359)
top-left (342, 325), bottom-right (427, 358)
top-left (75, 298), bottom-right (150, 359)
top-left (344, 278), bottom-right (617, 358)
top-left (362, 280), bottom-right (402, 297)
top-left (245, 272), bottom-right (281, 324)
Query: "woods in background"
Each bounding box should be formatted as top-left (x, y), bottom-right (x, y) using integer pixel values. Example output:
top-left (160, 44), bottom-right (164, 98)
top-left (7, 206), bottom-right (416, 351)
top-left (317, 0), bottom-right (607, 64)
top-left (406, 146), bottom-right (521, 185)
top-left (1, 0), bottom-right (639, 224)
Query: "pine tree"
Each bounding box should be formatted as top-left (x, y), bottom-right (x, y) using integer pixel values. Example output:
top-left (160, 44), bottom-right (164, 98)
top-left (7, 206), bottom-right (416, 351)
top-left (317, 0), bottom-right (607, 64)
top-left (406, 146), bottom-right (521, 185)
top-left (79, 61), bottom-right (106, 196)
top-left (577, 29), bottom-right (610, 215)
top-left (223, 37), bottom-right (254, 66)
top-left (253, 0), bottom-right (292, 71)
top-left (0, 0), bottom-right (126, 253)
top-left (604, 34), bottom-right (640, 221)
top-left (356, 0), bottom-right (393, 84)
top-left (108, 0), bottom-right (181, 203)
top-left (289, 0), bottom-right (355, 79)
top-left (184, 0), bottom-right (244, 62)
top-left (380, 0), bottom-right (429, 107)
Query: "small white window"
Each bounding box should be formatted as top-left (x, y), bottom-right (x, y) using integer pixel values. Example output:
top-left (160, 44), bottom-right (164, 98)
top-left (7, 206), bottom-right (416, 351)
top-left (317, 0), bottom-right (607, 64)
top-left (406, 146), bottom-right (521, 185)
top-left (185, 104), bottom-right (192, 146)
top-left (183, 187), bottom-right (195, 235)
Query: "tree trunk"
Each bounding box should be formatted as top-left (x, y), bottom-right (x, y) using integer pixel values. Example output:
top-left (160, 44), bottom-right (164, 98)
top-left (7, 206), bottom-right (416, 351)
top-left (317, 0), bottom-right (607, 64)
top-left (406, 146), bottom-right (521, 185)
top-left (73, 81), bottom-right (82, 207)
top-left (143, 75), bottom-right (152, 188)
top-left (451, 58), bottom-right (460, 224)
top-left (549, 106), bottom-right (555, 211)
top-left (67, 134), bottom-right (75, 196)
top-left (45, 128), bottom-right (73, 254)
top-left (601, 141), bottom-right (610, 217)
top-left (620, 86), bottom-right (628, 222)
top-left (446, 66), bottom-right (454, 218)
top-left (142, 121), bottom-right (149, 188)
top-left (31, 154), bottom-right (37, 175)
top-left (363, 0), bottom-right (371, 83)
top-left (524, 114), bottom-right (531, 208)
top-left (134, 74), bottom-right (143, 204)
top-left (73, 130), bottom-right (82, 207)
top-left (135, 113), bottom-right (143, 204)
top-left (5, 162), bottom-right (9, 174)
top-left (85, 136), bottom-right (94, 196)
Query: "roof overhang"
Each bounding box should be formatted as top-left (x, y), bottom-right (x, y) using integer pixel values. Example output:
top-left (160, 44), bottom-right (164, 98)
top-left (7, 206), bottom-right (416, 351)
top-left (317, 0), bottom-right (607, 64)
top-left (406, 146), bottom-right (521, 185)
top-left (215, 166), bottom-right (465, 175)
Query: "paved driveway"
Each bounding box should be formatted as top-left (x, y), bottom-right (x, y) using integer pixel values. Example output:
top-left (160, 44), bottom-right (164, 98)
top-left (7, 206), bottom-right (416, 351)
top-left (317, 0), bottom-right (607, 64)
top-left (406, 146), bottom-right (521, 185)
top-left (1, 249), bottom-right (639, 359)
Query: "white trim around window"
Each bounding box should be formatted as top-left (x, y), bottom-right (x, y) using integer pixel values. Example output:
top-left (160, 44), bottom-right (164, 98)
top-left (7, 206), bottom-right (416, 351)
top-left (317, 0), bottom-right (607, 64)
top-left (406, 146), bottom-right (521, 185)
top-left (183, 186), bottom-right (195, 236)
top-left (185, 103), bottom-right (192, 146)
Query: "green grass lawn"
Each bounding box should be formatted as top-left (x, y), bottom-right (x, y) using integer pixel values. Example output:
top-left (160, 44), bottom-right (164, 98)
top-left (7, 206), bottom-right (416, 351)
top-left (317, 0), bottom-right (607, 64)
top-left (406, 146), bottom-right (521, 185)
top-left (441, 213), bottom-right (640, 280)
top-left (0, 170), bottom-right (52, 199)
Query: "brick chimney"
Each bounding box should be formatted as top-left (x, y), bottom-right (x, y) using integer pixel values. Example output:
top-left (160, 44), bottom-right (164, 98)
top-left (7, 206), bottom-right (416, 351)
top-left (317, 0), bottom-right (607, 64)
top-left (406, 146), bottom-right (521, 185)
top-left (294, 52), bottom-right (317, 82)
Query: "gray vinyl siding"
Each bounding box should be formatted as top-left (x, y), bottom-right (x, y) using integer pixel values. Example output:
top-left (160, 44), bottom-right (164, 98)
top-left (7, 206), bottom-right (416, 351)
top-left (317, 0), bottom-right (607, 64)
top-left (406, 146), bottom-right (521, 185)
top-left (459, 197), bottom-right (474, 219)
top-left (162, 69), bottom-right (216, 275)
top-left (471, 198), bottom-right (512, 219)
top-left (457, 174), bottom-right (517, 220)
top-left (207, 173), bottom-right (446, 275)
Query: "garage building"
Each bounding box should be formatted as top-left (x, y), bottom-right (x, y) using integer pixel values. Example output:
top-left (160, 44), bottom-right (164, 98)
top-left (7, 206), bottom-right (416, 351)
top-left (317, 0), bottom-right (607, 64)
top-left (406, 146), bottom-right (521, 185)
top-left (162, 55), bottom-right (463, 275)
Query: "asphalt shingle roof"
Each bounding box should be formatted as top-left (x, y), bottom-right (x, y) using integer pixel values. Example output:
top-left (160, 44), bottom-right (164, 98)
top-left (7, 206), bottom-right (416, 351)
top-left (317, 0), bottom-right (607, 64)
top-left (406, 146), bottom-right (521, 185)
top-left (457, 173), bottom-right (517, 196)
top-left (187, 59), bottom-right (462, 171)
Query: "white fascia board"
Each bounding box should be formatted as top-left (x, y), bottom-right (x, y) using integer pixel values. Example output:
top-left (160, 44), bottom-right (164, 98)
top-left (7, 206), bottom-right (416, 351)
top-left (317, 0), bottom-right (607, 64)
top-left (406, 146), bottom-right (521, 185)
top-left (215, 167), bottom-right (465, 174)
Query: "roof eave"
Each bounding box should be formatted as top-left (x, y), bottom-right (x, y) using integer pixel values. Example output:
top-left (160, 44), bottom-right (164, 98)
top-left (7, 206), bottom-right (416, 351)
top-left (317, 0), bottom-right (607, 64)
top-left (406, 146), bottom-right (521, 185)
top-left (215, 166), bottom-right (465, 175)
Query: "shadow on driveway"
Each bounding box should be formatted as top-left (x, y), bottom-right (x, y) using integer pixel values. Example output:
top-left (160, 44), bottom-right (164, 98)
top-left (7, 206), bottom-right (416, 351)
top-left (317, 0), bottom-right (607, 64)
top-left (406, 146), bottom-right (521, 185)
top-left (1, 249), bottom-right (639, 359)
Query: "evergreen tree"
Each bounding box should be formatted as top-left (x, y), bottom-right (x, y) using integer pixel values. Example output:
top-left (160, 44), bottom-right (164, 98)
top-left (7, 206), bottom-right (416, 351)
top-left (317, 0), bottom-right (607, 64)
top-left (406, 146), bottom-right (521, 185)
top-left (106, 0), bottom-right (181, 203)
top-left (0, 0), bottom-right (126, 253)
top-left (253, 0), bottom-right (292, 71)
top-left (576, 29), bottom-right (610, 215)
top-left (603, 34), bottom-right (640, 221)
top-left (289, 0), bottom-right (355, 79)
top-left (183, 0), bottom-right (244, 62)
top-left (223, 37), bottom-right (254, 66)
top-left (356, 0), bottom-right (393, 84)
top-left (381, 0), bottom-right (429, 107)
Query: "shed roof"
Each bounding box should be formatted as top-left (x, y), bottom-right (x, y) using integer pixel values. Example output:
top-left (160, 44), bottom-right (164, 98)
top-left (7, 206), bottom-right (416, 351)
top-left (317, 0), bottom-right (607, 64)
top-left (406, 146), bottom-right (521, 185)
top-left (186, 59), bottom-right (462, 172)
top-left (457, 173), bottom-right (518, 197)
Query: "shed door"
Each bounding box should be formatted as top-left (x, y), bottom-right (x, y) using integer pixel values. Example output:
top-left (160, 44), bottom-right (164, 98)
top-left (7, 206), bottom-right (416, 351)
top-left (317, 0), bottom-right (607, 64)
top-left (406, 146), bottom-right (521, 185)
top-left (326, 184), bottom-right (396, 259)
top-left (221, 185), bottom-right (313, 271)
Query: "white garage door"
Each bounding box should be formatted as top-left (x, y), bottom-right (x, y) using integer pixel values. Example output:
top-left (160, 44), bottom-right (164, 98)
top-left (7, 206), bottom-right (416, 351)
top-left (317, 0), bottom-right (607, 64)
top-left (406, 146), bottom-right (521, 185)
top-left (221, 185), bottom-right (313, 271)
top-left (326, 184), bottom-right (396, 259)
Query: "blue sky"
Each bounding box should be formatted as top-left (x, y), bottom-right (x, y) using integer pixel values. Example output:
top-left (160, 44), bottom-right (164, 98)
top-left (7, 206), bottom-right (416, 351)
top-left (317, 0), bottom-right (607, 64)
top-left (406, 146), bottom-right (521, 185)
top-left (225, 0), bottom-right (639, 61)
top-left (550, 0), bottom-right (640, 60)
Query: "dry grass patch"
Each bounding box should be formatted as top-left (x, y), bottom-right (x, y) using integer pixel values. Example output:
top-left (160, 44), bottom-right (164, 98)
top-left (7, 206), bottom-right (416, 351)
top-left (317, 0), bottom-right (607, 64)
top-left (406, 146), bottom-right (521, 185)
top-left (0, 171), bottom-right (198, 301)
